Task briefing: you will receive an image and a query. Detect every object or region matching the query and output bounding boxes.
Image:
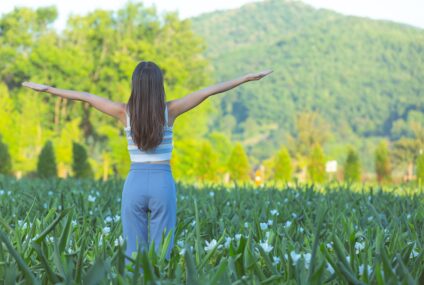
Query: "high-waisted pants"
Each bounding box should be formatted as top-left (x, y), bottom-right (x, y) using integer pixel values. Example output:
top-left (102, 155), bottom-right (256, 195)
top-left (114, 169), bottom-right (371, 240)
top-left (121, 162), bottom-right (177, 267)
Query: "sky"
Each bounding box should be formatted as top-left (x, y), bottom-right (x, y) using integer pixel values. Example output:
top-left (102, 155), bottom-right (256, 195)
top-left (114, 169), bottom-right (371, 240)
top-left (1, 0), bottom-right (423, 31)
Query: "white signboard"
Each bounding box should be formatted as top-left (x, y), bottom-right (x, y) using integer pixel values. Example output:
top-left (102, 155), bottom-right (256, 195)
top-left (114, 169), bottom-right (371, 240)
top-left (325, 160), bottom-right (337, 173)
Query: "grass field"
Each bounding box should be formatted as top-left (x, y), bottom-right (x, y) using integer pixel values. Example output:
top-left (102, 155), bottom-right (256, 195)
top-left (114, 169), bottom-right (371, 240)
top-left (0, 175), bottom-right (423, 284)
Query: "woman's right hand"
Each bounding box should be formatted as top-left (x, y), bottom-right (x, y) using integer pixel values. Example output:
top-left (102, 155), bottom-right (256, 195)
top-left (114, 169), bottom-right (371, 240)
top-left (22, 82), bottom-right (51, 92)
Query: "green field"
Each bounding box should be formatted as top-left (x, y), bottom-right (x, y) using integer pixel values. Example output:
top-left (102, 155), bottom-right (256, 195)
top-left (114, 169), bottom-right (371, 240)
top-left (0, 175), bottom-right (423, 284)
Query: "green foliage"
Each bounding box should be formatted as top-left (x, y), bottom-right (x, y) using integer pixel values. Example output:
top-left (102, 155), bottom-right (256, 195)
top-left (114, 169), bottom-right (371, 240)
top-left (0, 4), bottom-right (213, 179)
top-left (273, 146), bottom-right (292, 182)
top-left (194, 141), bottom-right (220, 183)
top-left (0, 133), bottom-right (12, 175)
top-left (192, 0), bottom-right (424, 167)
top-left (36, 140), bottom-right (57, 178)
top-left (0, 176), bottom-right (423, 283)
top-left (416, 153), bottom-right (424, 183)
top-left (72, 142), bottom-right (94, 179)
top-left (307, 144), bottom-right (326, 183)
top-left (375, 140), bottom-right (392, 183)
top-left (227, 142), bottom-right (250, 182)
top-left (344, 148), bottom-right (361, 183)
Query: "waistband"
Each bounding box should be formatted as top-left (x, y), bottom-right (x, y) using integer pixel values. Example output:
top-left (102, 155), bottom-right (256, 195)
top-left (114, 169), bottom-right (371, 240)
top-left (130, 162), bottom-right (171, 171)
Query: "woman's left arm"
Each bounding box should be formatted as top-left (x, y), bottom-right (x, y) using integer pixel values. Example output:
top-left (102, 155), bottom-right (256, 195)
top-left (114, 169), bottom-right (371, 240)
top-left (22, 82), bottom-right (126, 124)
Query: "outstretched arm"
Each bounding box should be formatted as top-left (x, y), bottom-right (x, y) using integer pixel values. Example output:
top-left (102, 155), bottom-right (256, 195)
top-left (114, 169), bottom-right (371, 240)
top-left (21, 82), bottom-right (126, 124)
top-left (168, 69), bottom-right (272, 119)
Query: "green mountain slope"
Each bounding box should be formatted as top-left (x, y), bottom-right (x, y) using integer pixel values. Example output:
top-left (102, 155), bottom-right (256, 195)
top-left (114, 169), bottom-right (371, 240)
top-left (190, 0), bottom-right (424, 169)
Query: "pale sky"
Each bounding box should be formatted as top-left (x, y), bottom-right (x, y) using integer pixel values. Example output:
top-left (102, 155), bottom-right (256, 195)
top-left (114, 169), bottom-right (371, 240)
top-left (1, 0), bottom-right (423, 31)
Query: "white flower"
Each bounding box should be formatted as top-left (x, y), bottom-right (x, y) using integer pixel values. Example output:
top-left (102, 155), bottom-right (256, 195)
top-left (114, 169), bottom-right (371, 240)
top-left (358, 264), bottom-right (372, 275)
top-left (179, 248), bottom-right (186, 256)
top-left (226, 201), bottom-right (230, 206)
top-left (326, 242), bottom-right (333, 250)
top-left (235, 234), bottom-right (242, 241)
top-left (410, 250), bottom-right (419, 258)
top-left (284, 198), bottom-right (289, 203)
top-left (291, 213), bottom-right (297, 219)
top-left (88, 195), bottom-right (96, 202)
top-left (244, 222), bottom-right (249, 228)
top-left (267, 220), bottom-right (273, 226)
top-left (114, 236), bottom-right (124, 246)
top-left (303, 253), bottom-right (312, 269)
top-left (114, 214), bottom-right (120, 221)
top-left (259, 241), bottom-right (273, 253)
top-left (204, 239), bottom-right (221, 251)
top-left (406, 213), bottom-right (411, 219)
top-left (7, 191), bottom-right (11, 195)
top-left (102, 226), bottom-right (111, 235)
top-left (104, 216), bottom-right (113, 223)
top-left (272, 256), bottom-right (280, 265)
top-left (298, 227), bottom-right (304, 233)
top-left (0, 190), bottom-right (4, 195)
top-left (354, 242), bottom-right (365, 253)
top-left (346, 256), bottom-right (351, 264)
top-left (89, 210), bottom-right (93, 215)
top-left (284, 221), bottom-right (292, 229)
top-left (260, 223), bottom-right (268, 230)
top-left (367, 216), bottom-right (373, 221)
top-left (99, 235), bottom-right (103, 246)
top-left (224, 237), bottom-right (233, 248)
top-left (290, 251), bottom-right (301, 264)
top-left (177, 240), bottom-right (185, 247)
top-left (18, 220), bottom-right (30, 229)
top-left (191, 220), bottom-right (196, 227)
top-left (209, 191), bottom-right (215, 197)
top-left (48, 191), bottom-right (53, 196)
top-left (43, 203), bottom-right (48, 209)
top-left (265, 231), bottom-right (270, 239)
top-left (326, 263), bottom-right (335, 274)
top-left (270, 209), bottom-right (279, 216)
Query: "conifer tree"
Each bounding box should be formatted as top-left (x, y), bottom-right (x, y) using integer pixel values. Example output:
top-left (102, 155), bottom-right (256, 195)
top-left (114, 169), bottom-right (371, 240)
top-left (72, 141), bottom-right (94, 178)
top-left (274, 146), bottom-right (292, 182)
top-left (195, 141), bottom-right (220, 183)
top-left (344, 147), bottom-right (361, 182)
top-left (307, 144), bottom-right (326, 183)
top-left (416, 153), bottom-right (424, 183)
top-left (37, 140), bottom-right (57, 178)
top-left (227, 142), bottom-right (250, 182)
top-left (375, 140), bottom-right (391, 183)
top-left (0, 134), bottom-right (12, 175)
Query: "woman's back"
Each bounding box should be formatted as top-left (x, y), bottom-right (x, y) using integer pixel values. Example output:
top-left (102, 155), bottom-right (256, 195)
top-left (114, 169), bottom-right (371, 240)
top-left (124, 104), bottom-right (173, 163)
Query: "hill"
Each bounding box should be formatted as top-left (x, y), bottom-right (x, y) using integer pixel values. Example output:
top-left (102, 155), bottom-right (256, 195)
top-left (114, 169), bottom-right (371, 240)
top-left (190, 0), bottom-right (424, 170)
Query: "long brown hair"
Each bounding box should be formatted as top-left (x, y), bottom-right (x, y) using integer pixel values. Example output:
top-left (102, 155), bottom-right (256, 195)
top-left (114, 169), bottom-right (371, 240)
top-left (127, 61), bottom-right (166, 151)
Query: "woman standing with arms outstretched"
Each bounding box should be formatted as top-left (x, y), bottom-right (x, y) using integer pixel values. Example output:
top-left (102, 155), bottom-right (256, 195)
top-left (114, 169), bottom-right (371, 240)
top-left (22, 61), bottom-right (272, 268)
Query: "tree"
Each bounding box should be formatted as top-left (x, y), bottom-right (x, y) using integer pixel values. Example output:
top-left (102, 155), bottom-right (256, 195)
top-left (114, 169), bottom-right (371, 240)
top-left (37, 140), bottom-right (57, 178)
top-left (375, 140), bottom-right (391, 183)
top-left (273, 146), bottom-right (292, 182)
top-left (194, 141), bottom-right (220, 183)
top-left (0, 134), bottom-right (12, 175)
top-left (416, 153), bottom-right (424, 183)
top-left (307, 144), bottom-right (326, 183)
top-left (227, 142), bottom-right (250, 182)
top-left (344, 147), bottom-right (361, 183)
top-left (72, 141), bottom-right (94, 178)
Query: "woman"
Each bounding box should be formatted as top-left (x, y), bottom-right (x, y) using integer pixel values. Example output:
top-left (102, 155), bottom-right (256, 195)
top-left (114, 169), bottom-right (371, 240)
top-left (22, 61), bottom-right (272, 267)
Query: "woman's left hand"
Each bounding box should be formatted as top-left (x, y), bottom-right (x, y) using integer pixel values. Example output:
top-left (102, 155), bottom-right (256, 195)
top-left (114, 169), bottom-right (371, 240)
top-left (22, 82), bottom-right (50, 92)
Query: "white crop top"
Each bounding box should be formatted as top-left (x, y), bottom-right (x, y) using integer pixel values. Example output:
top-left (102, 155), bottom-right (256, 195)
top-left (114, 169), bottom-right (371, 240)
top-left (124, 105), bottom-right (173, 162)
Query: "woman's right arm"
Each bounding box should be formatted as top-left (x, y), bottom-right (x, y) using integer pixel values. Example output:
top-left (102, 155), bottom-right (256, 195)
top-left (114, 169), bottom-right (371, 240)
top-left (168, 69), bottom-right (272, 119)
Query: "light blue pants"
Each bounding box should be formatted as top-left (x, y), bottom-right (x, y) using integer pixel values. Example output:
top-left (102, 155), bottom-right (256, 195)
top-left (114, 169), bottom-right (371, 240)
top-left (121, 162), bottom-right (177, 267)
